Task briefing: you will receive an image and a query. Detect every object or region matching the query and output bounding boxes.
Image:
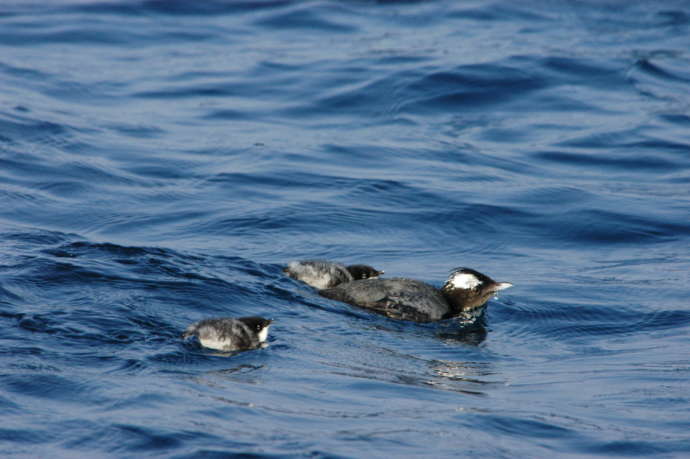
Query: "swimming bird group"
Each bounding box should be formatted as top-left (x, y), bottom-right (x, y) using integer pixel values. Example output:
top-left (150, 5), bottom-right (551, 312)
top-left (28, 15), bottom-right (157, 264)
top-left (182, 259), bottom-right (512, 353)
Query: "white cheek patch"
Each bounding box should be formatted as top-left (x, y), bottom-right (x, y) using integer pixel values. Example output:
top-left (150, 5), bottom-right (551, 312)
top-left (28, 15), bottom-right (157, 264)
top-left (450, 272), bottom-right (482, 289)
top-left (257, 326), bottom-right (270, 343)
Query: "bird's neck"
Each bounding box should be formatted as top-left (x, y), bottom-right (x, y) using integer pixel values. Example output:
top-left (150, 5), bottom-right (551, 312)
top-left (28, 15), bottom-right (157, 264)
top-left (442, 287), bottom-right (489, 314)
top-left (442, 288), bottom-right (470, 314)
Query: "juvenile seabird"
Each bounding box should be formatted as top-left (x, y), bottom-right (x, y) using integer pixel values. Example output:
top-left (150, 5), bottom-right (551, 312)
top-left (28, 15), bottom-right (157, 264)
top-left (182, 316), bottom-right (272, 351)
top-left (284, 260), bottom-right (383, 289)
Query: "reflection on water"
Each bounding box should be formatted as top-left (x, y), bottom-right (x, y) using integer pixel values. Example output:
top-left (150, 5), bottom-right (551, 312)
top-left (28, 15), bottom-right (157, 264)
top-left (437, 321), bottom-right (488, 346)
top-left (427, 360), bottom-right (502, 395)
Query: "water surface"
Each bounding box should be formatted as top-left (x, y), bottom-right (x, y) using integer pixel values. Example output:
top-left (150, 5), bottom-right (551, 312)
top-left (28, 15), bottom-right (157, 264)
top-left (1, 0), bottom-right (690, 457)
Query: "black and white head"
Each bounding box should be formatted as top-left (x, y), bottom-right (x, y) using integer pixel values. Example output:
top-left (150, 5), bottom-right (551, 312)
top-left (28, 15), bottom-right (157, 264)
top-left (346, 264), bottom-right (384, 280)
top-left (441, 267), bottom-right (512, 312)
top-left (238, 316), bottom-right (273, 343)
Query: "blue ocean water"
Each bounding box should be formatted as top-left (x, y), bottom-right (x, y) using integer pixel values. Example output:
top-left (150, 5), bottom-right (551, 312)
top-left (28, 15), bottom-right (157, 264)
top-left (1, 0), bottom-right (690, 456)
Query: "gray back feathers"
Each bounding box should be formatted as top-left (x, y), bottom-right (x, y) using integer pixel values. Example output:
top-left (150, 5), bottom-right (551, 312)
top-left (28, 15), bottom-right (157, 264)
top-left (320, 278), bottom-right (451, 322)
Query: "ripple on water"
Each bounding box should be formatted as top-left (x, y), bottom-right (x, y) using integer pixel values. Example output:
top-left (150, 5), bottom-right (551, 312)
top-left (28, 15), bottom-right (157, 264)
top-left (492, 294), bottom-right (690, 354)
top-left (0, 373), bottom-right (108, 405)
top-left (1, 0), bottom-right (690, 457)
